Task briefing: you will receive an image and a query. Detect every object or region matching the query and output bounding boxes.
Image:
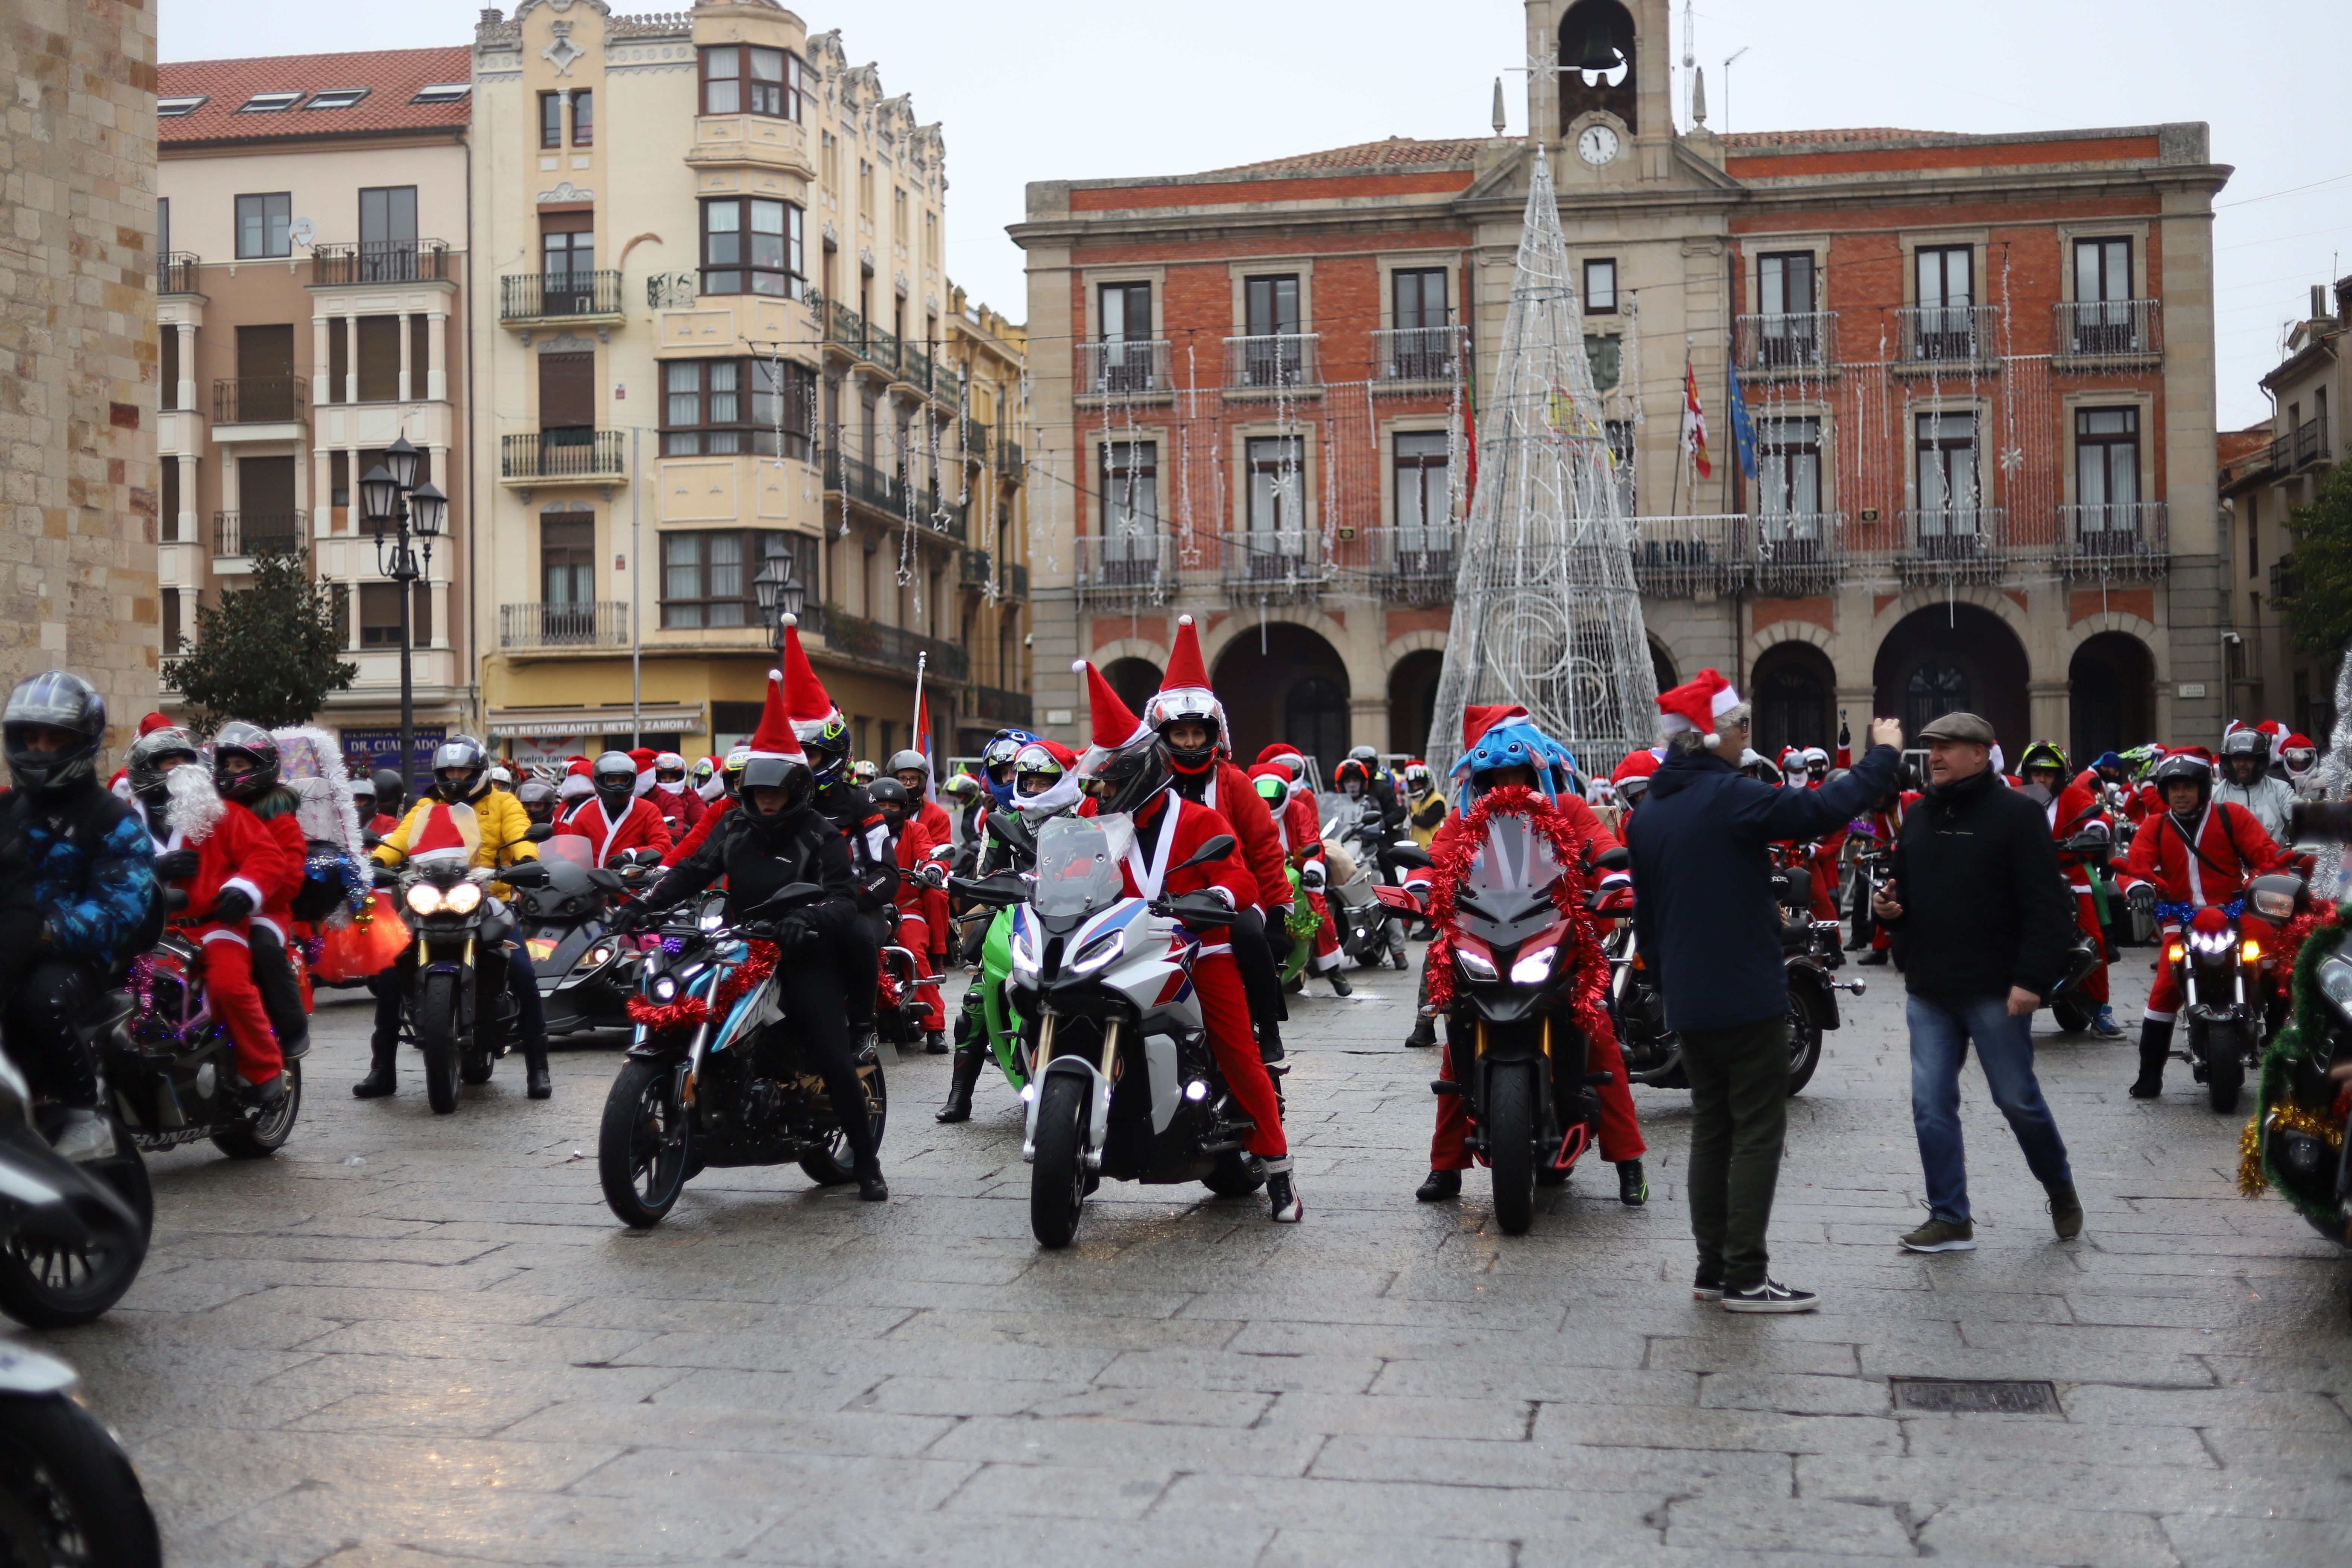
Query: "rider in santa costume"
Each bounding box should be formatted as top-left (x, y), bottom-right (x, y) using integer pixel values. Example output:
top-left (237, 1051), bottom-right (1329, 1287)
top-left (2017, 741), bottom-right (2123, 1038)
top-left (1147, 616), bottom-right (1299, 1061)
top-left (646, 750), bottom-right (704, 838)
top-left (1254, 744), bottom-right (1350, 996)
top-left (1075, 660), bottom-right (1302, 1222)
top-left (558, 751), bottom-right (675, 864)
top-left (1415, 703), bottom-right (1648, 1207)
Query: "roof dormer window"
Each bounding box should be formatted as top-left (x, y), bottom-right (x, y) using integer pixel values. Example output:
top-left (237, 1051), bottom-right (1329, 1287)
top-left (409, 83), bottom-right (472, 105)
top-left (156, 94), bottom-right (207, 117)
top-left (238, 91), bottom-right (303, 113)
top-left (304, 87), bottom-right (369, 111)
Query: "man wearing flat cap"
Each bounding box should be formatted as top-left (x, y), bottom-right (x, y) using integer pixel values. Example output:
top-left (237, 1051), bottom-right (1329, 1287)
top-left (1871, 712), bottom-right (2083, 1254)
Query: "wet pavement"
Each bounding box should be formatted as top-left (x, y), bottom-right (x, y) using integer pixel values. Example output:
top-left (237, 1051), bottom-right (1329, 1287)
top-left (33, 943), bottom-right (2352, 1566)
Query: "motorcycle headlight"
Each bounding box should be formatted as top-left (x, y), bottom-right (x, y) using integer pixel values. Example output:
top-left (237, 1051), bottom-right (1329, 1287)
top-left (1070, 927), bottom-right (1127, 975)
top-left (2318, 957), bottom-right (2352, 1015)
top-left (1010, 922), bottom-right (1041, 977)
top-left (404, 883), bottom-right (445, 916)
top-left (649, 972), bottom-right (679, 1004)
top-left (445, 882), bottom-right (483, 915)
top-left (1455, 947), bottom-right (1497, 982)
top-left (1509, 944), bottom-right (1560, 985)
top-left (581, 945), bottom-right (615, 971)
top-left (699, 910), bottom-right (726, 932)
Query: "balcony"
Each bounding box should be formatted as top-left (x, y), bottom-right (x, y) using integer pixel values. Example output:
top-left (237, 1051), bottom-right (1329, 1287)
top-left (501, 430), bottom-right (626, 486)
top-left (1073, 534), bottom-right (1174, 607)
top-left (2270, 416), bottom-right (2330, 473)
top-left (1897, 304), bottom-right (2000, 368)
top-left (211, 376), bottom-right (306, 426)
top-left (959, 548), bottom-right (992, 589)
top-left (959, 417), bottom-right (988, 461)
top-left (995, 437), bottom-right (1026, 484)
top-left (821, 451), bottom-right (966, 537)
top-left (1897, 508), bottom-right (2008, 583)
top-left (499, 270), bottom-right (624, 326)
top-left (500, 601), bottom-right (629, 649)
top-left (1370, 326), bottom-right (1468, 390)
top-left (1350, 526), bottom-right (1457, 604)
top-left (2271, 559), bottom-right (2303, 600)
top-left (1225, 334), bottom-right (1320, 394)
top-left (1734, 312), bottom-right (1836, 373)
top-left (1752, 513), bottom-right (1846, 597)
top-left (997, 561), bottom-right (1029, 600)
top-left (799, 602), bottom-right (968, 681)
top-left (964, 684), bottom-right (1034, 728)
top-left (157, 252), bottom-right (202, 295)
top-left (1076, 338), bottom-right (1173, 399)
top-left (2053, 299), bottom-right (2161, 365)
top-left (212, 510), bottom-right (304, 560)
top-left (1220, 530), bottom-right (1330, 604)
top-left (1630, 514), bottom-right (1749, 597)
top-left (808, 292), bottom-right (946, 399)
top-left (311, 240), bottom-right (451, 286)
top-left (2055, 502), bottom-right (2169, 579)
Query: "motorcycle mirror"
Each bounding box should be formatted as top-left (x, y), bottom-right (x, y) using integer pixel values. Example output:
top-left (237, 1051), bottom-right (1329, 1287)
top-left (1388, 844), bottom-right (1433, 870)
top-left (522, 823), bottom-right (555, 843)
top-left (1172, 834), bottom-right (1237, 872)
top-left (501, 862), bottom-right (550, 887)
top-left (586, 868), bottom-right (625, 894)
top-left (1593, 845), bottom-right (1632, 873)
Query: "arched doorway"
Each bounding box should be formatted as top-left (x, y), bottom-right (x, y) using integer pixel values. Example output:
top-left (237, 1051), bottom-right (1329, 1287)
top-left (1102, 657), bottom-right (1161, 720)
top-left (1388, 649), bottom-right (1444, 758)
top-left (1648, 638), bottom-right (1677, 695)
top-left (2069, 632), bottom-right (2155, 762)
top-left (1751, 641), bottom-right (1836, 759)
top-left (1874, 603), bottom-right (2030, 753)
top-left (1213, 621), bottom-right (1351, 778)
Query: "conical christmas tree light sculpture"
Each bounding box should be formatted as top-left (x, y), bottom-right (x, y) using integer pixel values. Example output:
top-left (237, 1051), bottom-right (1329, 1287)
top-left (1424, 147), bottom-right (1658, 782)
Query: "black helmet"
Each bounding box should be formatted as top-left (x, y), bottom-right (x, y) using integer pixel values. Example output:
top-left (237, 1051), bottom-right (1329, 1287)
top-left (2149, 751), bottom-right (2213, 813)
top-left (211, 720), bottom-right (281, 802)
top-left (868, 777), bottom-right (911, 822)
top-left (591, 750), bottom-right (637, 812)
top-left (1346, 744), bottom-right (1380, 771)
top-left (886, 749), bottom-right (930, 785)
top-left (430, 735), bottom-right (490, 802)
top-left (371, 766), bottom-right (407, 814)
top-left (127, 724), bottom-right (200, 806)
top-left (518, 779), bottom-right (560, 825)
top-left (800, 713), bottom-right (851, 786)
top-left (739, 751), bottom-right (815, 823)
top-left (2, 671), bottom-right (106, 797)
top-left (1081, 735), bottom-right (1171, 818)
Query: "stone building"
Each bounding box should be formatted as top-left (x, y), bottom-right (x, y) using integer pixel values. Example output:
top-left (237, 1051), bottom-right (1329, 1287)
top-left (2, 0), bottom-right (160, 747)
top-left (154, 47), bottom-right (475, 782)
top-left (468, 0), bottom-right (985, 767)
top-left (1012, 0), bottom-right (2232, 774)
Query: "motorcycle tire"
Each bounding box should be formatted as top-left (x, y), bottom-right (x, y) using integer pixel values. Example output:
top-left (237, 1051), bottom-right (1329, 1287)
top-left (2050, 997), bottom-right (2095, 1035)
top-left (1200, 1149), bottom-right (1265, 1198)
top-left (0, 1395), bottom-right (161, 1568)
top-left (1487, 1061), bottom-right (1539, 1237)
top-left (1029, 1074), bottom-right (1090, 1249)
top-left (797, 1057), bottom-right (889, 1188)
top-left (416, 971), bottom-right (463, 1115)
top-left (0, 1127), bottom-right (149, 1330)
top-left (1785, 994), bottom-right (1826, 1098)
top-left (599, 1057), bottom-right (693, 1229)
top-left (2207, 1050), bottom-right (2245, 1116)
top-left (211, 1059), bottom-right (302, 1160)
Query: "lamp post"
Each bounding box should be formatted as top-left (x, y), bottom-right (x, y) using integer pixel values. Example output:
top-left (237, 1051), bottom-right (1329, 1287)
top-left (752, 541), bottom-right (808, 657)
top-left (360, 435), bottom-right (446, 796)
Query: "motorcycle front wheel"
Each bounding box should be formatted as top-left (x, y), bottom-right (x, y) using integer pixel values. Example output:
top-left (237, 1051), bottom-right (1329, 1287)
top-left (797, 1056), bottom-right (889, 1187)
top-left (1486, 1061), bottom-right (1538, 1236)
top-left (599, 1057), bottom-right (692, 1229)
top-left (2206, 1034), bottom-right (2246, 1115)
top-left (0, 1394), bottom-right (161, 1568)
top-left (415, 971), bottom-right (462, 1115)
top-left (1029, 1074), bottom-right (1089, 1248)
top-left (2050, 996), bottom-right (2096, 1035)
top-left (0, 1130), bottom-right (149, 1330)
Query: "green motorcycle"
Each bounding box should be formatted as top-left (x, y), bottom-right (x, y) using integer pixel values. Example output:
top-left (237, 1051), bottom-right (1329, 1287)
top-left (936, 811), bottom-right (1044, 1123)
top-left (2242, 864), bottom-right (2350, 1320)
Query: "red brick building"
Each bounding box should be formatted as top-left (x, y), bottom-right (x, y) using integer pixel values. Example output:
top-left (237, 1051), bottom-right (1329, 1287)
top-left (1013, 0), bottom-right (2231, 771)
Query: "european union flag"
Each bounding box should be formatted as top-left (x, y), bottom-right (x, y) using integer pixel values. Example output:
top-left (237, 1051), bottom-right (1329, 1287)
top-left (1727, 360), bottom-right (1759, 481)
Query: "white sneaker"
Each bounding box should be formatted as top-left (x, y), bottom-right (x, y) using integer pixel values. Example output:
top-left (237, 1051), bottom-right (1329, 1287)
top-left (1722, 1278), bottom-right (1820, 1314)
top-left (50, 1110), bottom-right (116, 1164)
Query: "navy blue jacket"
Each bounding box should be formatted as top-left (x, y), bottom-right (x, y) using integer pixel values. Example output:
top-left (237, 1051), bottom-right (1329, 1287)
top-left (1627, 744), bottom-right (1901, 1032)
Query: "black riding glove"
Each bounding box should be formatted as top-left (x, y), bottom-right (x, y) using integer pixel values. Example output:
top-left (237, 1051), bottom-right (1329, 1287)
top-left (211, 887), bottom-right (255, 923)
top-left (153, 848), bottom-right (200, 880)
top-left (607, 897), bottom-right (651, 934)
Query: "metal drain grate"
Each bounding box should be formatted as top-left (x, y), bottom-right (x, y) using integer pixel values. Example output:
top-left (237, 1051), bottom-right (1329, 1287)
top-left (1890, 1378), bottom-right (2062, 1415)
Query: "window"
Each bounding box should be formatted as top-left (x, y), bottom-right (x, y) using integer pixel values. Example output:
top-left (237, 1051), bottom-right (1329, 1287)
top-left (1583, 334), bottom-right (1621, 394)
top-left (925, 210), bottom-right (937, 268)
top-left (1098, 441), bottom-right (1158, 576)
top-left (1914, 411), bottom-right (1981, 539)
top-left (1246, 436), bottom-right (1306, 556)
top-left (161, 591), bottom-right (181, 654)
top-left (571, 90), bottom-right (592, 146)
top-left (234, 192), bottom-right (291, 259)
top-left (304, 87), bottom-right (367, 111)
top-left (157, 198), bottom-right (170, 257)
top-left (701, 46), bottom-right (801, 119)
top-left (539, 92), bottom-right (563, 148)
top-left (409, 83), bottom-right (470, 106)
top-left (1392, 432), bottom-right (1450, 560)
top-left (2074, 238), bottom-right (2131, 305)
top-left (541, 516), bottom-right (595, 607)
top-left (661, 531), bottom-right (780, 629)
top-left (1583, 257), bottom-right (1617, 314)
top-left (1903, 662), bottom-right (1971, 740)
top-left (1756, 417), bottom-right (1823, 535)
top-left (355, 316), bottom-right (402, 402)
top-left (1389, 268), bottom-right (1449, 378)
top-left (357, 185), bottom-right (418, 280)
top-left (894, 188), bottom-right (907, 245)
top-left (238, 91), bottom-right (301, 113)
top-left (1245, 274), bottom-right (1300, 338)
top-left (1913, 245), bottom-right (1976, 359)
top-left (2247, 492), bottom-right (2259, 578)
top-left (700, 197), bottom-right (804, 298)
top-left (156, 94), bottom-right (207, 117)
top-left (2073, 407), bottom-right (2140, 533)
top-left (1241, 275), bottom-right (1303, 387)
top-left (660, 357), bottom-right (814, 458)
top-left (1099, 281), bottom-right (1150, 341)
top-left (360, 582), bottom-right (431, 648)
top-left (1756, 251), bottom-right (1819, 366)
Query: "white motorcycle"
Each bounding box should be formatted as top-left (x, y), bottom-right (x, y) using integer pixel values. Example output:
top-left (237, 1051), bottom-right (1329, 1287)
top-left (1008, 815), bottom-right (1265, 1247)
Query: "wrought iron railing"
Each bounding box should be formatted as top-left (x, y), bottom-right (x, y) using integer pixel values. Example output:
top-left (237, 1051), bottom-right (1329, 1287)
top-left (820, 450), bottom-right (966, 537)
top-left (964, 684), bottom-right (1034, 728)
top-left (1752, 512), bottom-right (1846, 596)
top-left (1734, 311), bottom-right (1836, 372)
top-left (1346, 525), bottom-right (1457, 603)
top-left (499, 269), bottom-right (623, 321)
top-left (312, 240), bottom-right (450, 286)
top-left (798, 602), bottom-right (968, 680)
top-left (156, 251), bottom-right (202, 294)
top-left (501, 430), bottom-right (625, 481)
top-left (2270, 417), bottom-right (2329, 473)
top-left (959, 417), bottom-right (988, 459)
top-left (1073, 534), bottom-right (1173, 604)
top-left (500, 601), bottom-right (629, 648)
top-left (1630, 514), bottom-right (1750, 596)
top-left (211, 376), bottom-right (306, 424)
top-left (997, 561), bottom-right (1029, 599)
top-left (1897, 303), bottom-right (1999, 364)
top-left (212, 510), bottom-right (305, 558)
top-left (1225, 333), bottom-right (1320, 392)
top-left (1370, 326), bottom-right (1467, 386)
top-left (2053, 299), bottom-right (2160, 360)
top-left (1897, 507), bottom-right (2008, 582)
top-left (959, 548), bottom-right (992, 587)
top-left (1220, 530), bottom-right (1330, 603)
top-left (995, 438), bottom-right (1025, 483)
top-left (1076, 338), bottom-right (1172, 397)
top-left (2055, 502), bottom-right (2168, 578)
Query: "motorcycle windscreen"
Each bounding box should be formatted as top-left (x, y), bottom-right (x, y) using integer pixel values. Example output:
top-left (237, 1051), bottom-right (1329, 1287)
top-left (538, 835), bottom-right (596, 873)
top-left (1033, 815), bottom-right (1126, 920)
top-left (1461, 812), bottom-right (1570, 943)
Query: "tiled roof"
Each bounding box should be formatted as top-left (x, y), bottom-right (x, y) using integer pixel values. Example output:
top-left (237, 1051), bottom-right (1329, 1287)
top-left (1721, 128), bottom-right (1931, 149)
top-left (1197, 137), bottom-right (1487, 178)
top-left (159, 47), bottom-right (472, 145)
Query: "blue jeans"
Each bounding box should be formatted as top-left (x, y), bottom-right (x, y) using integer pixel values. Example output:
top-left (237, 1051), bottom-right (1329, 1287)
top-left (1906, 993), bottom-right (2073, 1225)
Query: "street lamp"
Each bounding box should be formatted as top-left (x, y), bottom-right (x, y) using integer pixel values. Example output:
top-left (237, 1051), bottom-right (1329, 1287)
top-left (752, 542), bottom-right (807, 656)
top-left (361, 435), bottom-right (443, 795)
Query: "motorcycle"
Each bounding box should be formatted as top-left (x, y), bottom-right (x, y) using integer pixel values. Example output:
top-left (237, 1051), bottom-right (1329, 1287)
top-left (516, 837), bottom-right (642, 1038)
top-left (2161, 880), bottom-right (2297, 1114)
top-left (1009, 816), bottom-right (1265, 1248)
top-left (380, 831), bottom-right (548, 1115)
top-left (1325, 801), bottom-right (1412, 969)
top-left (597, 887), bottom-right (887, 1229)
top-left (116, 929), bottom-right (304, 1159)
top-left (2044, 826), bottom-right (2115, 1036)
top-left (0, 1335), bottom-right (161, 1566)
top-left (0, 1038), bottom-right (150, 1331)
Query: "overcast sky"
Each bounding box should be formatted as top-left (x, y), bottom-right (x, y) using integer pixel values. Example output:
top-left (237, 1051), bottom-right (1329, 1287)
top-left (163, 0), bottom-right (2343, 429)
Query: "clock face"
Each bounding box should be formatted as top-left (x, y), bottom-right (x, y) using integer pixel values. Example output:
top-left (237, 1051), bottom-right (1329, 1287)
top-left (1577, 124), bottom-right (1621, 166)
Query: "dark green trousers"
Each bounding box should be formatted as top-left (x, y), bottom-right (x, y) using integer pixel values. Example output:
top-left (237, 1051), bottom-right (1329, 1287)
top-left (1681, 1014), bottom-right (1791, 1290)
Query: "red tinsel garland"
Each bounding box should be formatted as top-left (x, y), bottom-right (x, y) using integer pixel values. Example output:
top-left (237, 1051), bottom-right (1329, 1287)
top-left (1423, 788), bottom-right (1616, 1060)
top-left (624, 939), bottom-right (781, 1040)
top-left (2268, 903), bottom-right (2338, 998)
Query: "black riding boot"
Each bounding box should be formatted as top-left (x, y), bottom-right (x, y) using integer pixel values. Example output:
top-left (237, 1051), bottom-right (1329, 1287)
top-left (523, 1035), bottom-right (553, 1100)
top-left (352, 1029), bottom-right (399, 1098)
top-left (937, 1043), bottom-right (986, 1123)
top-left (1404, 1011), bottom-right (1438, 1049)
top-left (2130, 1019), bottom-right (2171, 1099)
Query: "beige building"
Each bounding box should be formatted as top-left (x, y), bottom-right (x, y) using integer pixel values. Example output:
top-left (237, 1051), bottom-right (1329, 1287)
top-left (155, 47), bottom-right (475, 780)
top-left (469, 0), bottom-right (983, 767)
top-left (939, 284), bottom-right (1033, 754)
top-left (2, 0), bottom-right (159, 746)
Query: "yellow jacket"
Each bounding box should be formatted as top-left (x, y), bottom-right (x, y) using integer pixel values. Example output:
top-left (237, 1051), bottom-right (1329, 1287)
top-left (1406, 788), bottom-right (1449, 849)
top-left (372, 789), bottom-right (540, 874)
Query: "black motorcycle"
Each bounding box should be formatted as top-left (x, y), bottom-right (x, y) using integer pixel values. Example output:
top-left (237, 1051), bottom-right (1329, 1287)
top-left (0, 1333), bottom-right (161, 1566)
top-left (597, 886), bottom-right (887, 1229)
top-left (0, 1039), bottom-right (150, 1331)
top-left (115, 929), bottom-right (303, 1159)
top-left (516, 838), bottom-right (647, 1038)
top-left (381, 833), bottom-right (549, 1114)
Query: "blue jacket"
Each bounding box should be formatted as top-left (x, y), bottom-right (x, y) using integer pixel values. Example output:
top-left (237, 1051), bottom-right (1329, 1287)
top-left (1627, 744), bottom-right (1900, 1032)
top-left (0, 787), bottom-right (158, 966)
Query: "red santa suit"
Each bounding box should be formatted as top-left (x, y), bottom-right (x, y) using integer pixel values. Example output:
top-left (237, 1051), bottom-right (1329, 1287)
top-left (1262, 763), bottom-right (1342, 973)
top-left (2115, 791), bottom-right (2288, 1023)
top-left (889, 809), bottom-right (946, 1031)
top-left (557, 793), bottom-right (674, 863)
top-left (141, 779), bottom-right (296, 1086)
top-left (662, 794), bottom-right (735, 868)
top-left (648, 775), bottom-right (704, 839)
top-left (2043, 779), bottom-right (2113, 1005)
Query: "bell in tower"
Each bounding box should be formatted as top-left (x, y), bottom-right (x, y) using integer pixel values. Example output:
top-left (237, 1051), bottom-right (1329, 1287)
top-left (1554, 0), bottom-right (1639, 137)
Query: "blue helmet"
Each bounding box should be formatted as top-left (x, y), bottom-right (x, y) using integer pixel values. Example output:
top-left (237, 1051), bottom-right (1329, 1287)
top-left (979, 727), bottom-right (1040, 807)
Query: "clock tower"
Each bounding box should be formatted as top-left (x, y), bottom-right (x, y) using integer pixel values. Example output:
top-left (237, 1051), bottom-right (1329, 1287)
top-left (1524, 0), bottom-right (1681, 185)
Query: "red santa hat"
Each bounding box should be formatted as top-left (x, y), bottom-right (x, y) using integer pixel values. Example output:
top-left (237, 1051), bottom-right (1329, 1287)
top-left (743, 666), bottom-right (811, 768)
top-left (1610, 747), bottom-right (1663, 785)
top-left (777, 614), bottom-right (841, 739)
top-left (1656, 669), bottom-right (1742, 747)
top-left (1073, 659), bottom-right (1153, 759)
top-left (136, 712), bottom-right (174, 737)
top-left (1253, 743), bottom-right (1300, 772)
top-left (2285, 732), bottom-right (2316, 751)
top-left (1145, 614), bottom-right (1228, 738)
top-left (1462, 703), bottom-right (1531, 752)
top-left (558, 755), bottom-right (595, 800)
top-left (625, 745), bottom-right (659, 797)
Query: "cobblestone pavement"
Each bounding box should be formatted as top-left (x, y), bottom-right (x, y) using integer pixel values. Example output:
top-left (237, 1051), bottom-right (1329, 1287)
top-left (30, 946), bottom-right (2352, 1567)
